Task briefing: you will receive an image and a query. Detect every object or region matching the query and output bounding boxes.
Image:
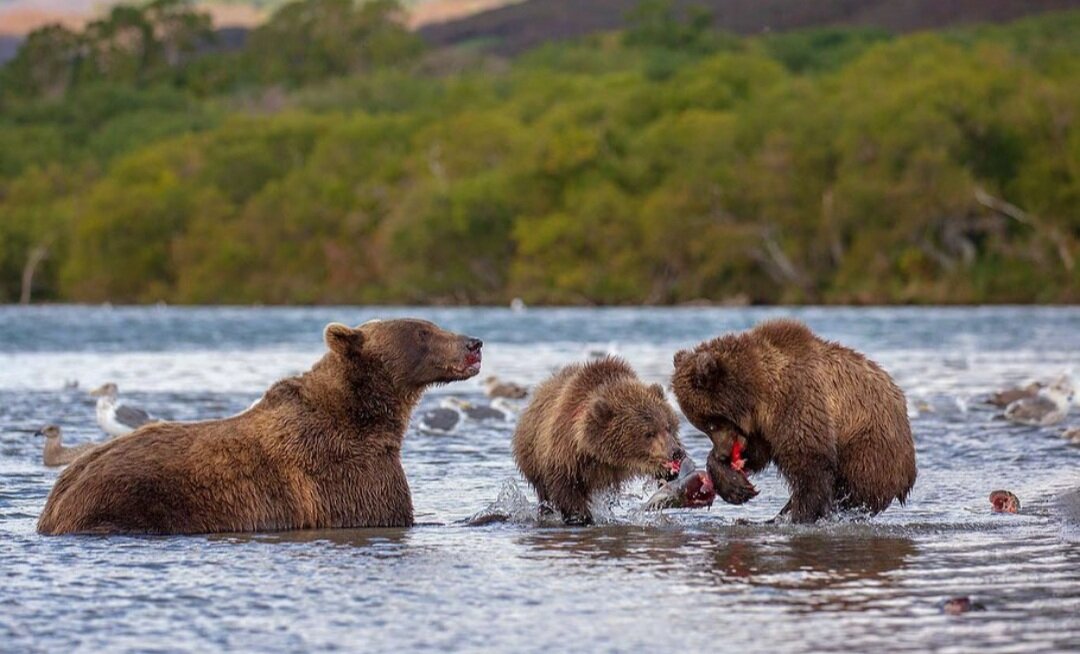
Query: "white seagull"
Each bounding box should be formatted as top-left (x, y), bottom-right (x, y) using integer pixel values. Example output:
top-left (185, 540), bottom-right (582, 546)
top-left (89, 383), bottom-right (154, 437)
top-left (1004, 376), bottom-right (1074, 427)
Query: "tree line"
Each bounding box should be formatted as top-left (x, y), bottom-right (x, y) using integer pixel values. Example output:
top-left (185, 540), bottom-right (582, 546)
top-left (0, 0), bottom-right (1077, 304)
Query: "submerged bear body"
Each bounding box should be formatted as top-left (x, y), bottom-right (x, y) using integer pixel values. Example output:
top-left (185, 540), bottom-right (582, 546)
top-left (672, 319), bottom-right (916, 523)
top-left (37, 319), bottom-right (483, 535)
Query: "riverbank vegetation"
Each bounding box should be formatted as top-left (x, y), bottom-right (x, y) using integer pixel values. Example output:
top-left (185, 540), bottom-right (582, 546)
top-left (1, 0), bottom-right (1077, 304)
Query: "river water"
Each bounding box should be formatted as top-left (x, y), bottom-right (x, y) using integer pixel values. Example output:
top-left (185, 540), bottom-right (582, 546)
top-left (1, 306), bottom-right (1078, 653)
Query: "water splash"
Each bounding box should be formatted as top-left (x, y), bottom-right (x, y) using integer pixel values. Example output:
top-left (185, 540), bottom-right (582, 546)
top-left (464, 478), bottom-right (536, 526)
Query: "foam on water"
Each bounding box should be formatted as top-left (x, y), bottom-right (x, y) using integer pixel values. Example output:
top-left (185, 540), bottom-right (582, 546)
top-left (1, 306), bottom-right (1079, 652)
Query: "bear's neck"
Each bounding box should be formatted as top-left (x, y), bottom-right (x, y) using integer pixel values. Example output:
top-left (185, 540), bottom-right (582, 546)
top-left (305, 354), bottom-right (423, 437)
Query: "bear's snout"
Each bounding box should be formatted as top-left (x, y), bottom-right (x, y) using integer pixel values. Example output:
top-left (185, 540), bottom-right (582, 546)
top-left (657, 437), bottom-right (685, 481)
top-left (455, 336), bottom-right (483, 379)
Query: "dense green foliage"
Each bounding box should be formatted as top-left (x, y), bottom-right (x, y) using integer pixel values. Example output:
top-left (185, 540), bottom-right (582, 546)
top-left (0, 0), bottom-right (1077, 304)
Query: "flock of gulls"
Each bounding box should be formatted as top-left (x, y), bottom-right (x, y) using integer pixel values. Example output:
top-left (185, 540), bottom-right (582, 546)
top-left (38, 383), bottom-right (155, 466)
top-left (35, 376), bottom-right (530, 466)
top-left (416, 377), bottom-right (529, 434)
top-left (30, 369), bottom-right (1079, 468)
top-left (984, 373), bottom-right (1078, 440)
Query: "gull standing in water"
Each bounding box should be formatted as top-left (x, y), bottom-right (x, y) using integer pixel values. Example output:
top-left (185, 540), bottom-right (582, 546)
top-left (443, 397), bottom-right (515, 422)
top-left (417, 403), bottom-right (464, 434)
top-left (1004, 376), bottom-right (1074, 427)
top-left (37, 425), bottom-right (98, 467)
top-left (483, 376), bottom-right (529, 400)
top-left (986, 381), bottom-right (1043, 408)
top-left (89, 383), bottom-right (154, 437)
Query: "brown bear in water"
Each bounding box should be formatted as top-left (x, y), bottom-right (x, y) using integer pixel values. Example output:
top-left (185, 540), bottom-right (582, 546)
top-left (37, 319), bottom-right (483, 535)
top-left (512, 357), bottom-right (687, 525)
top-left (671, 319), bottom-right (916, 523)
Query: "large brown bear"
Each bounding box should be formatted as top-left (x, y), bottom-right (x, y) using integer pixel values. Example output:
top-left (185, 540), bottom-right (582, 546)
top-left (512, 356), bottom-right (688, 525)
top-left (671, 319), bottom-right (916, 523)
top-left (37, 319), bottom-right (483, 535)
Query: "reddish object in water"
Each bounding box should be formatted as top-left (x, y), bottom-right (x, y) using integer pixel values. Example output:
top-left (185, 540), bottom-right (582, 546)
top-left (683, 470), bottom-right (716, 508)
top-left (990, 490), bottom-right (1020, 514)
top-left (942, 596), bottom-right (986, 615)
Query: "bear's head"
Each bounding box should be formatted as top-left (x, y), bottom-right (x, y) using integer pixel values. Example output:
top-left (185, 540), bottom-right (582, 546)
top-left (671, 336), bottom-right (764, 441)
top-left (324, 319), bottom-right (483, 389)
top-left (579, 381), bottom-right (684, 481)
top-left (671, 335), bottom-right (766, 504)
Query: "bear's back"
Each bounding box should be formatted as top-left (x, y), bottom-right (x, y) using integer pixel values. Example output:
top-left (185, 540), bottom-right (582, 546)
top-left (815, 339), bottom-right (908, 440)
top-left (37, 402), bottom-right (306, 534)
top-left (754, 320), bottom-right (907, 437)
top-left (512, 357), bottom-right (636, 477)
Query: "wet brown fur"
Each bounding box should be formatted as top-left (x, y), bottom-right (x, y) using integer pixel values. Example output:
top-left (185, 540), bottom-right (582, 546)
top-left (672, 319), bottom-right (916, 523)
top-left (37, 319), bottom-right (482, 535)
top-left (512, 357), bottom-right (683, 524)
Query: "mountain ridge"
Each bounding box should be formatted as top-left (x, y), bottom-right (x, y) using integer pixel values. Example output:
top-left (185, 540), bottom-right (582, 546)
top-left (419, 0), bottom-right (1080, 54)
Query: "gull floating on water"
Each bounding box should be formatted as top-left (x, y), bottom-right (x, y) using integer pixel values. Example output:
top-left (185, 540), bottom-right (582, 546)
top-left (986, 381), bottom-right (1044, 408)
top-left (37, 425), bottom-right (98, 467)
top-left (484, 376), bottom-right (528, 400)
top-left (1004, 376), bottom-right (1074, 427)
top-left (443, 397), bottom-right (514, 422)
top-left (417, 403), bottom-right (463, 434)
top-left (417, 396), bottom-right (518, 433)
top-left (585, 342), bottom-right (619, 360)
top-left (89, 383), bottom-right (154, 437)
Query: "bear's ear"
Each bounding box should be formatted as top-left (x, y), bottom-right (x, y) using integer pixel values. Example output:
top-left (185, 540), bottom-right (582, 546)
top-left (649, 383), bottom-right (666, 401)
top-left (591, 397), bottom-right (616, 427)
top-left (691, 351), bottom-right (720, 389)
top-left (324, 322), bottom-right (365, 356)
top-left (673, 349), bottom-right (691, 369)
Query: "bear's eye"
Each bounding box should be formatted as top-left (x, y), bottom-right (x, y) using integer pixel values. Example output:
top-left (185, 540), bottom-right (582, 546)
top-left (417, 328), bottom-right (431, 340)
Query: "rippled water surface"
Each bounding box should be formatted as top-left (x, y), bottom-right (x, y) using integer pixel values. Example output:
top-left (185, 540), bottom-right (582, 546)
top-left (2, 306), bottom-right (1079, 653)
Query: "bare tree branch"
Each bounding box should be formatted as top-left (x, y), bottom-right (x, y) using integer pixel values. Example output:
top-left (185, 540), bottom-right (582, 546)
top-left (20, 244), bottom-right (50, 305)
top-left (975, 186), bottom-right (1073, 272)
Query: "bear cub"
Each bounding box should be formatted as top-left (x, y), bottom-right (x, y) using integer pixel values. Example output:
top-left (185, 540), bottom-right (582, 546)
top-left (671, 319), bottom-right (916, 523)
top-left (512, 356), bottom-right (685, 525)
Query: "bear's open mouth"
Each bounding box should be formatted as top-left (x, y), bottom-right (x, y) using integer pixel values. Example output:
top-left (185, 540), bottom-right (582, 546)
top-left (451, 350), bottom-right (482, 378)
top-left (658, 458), bottom-right (681, 482)
top-left (708, 417), bottom-right (750, 478)
top-left (729, 439), bottom-right (748, 479)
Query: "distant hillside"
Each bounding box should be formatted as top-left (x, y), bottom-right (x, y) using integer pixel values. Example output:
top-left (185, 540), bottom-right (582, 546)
top-left (0, 0), bottom-right (520, 34)
top-left (419, 0), bottom-right (1080, 54)
top-left (0, 0), bottom-right (522, 63)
